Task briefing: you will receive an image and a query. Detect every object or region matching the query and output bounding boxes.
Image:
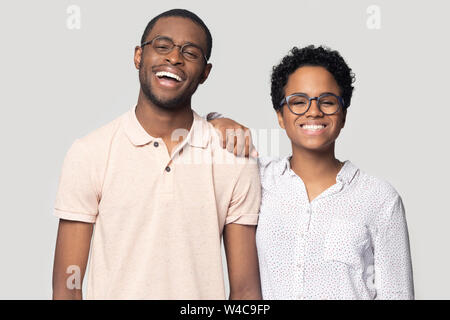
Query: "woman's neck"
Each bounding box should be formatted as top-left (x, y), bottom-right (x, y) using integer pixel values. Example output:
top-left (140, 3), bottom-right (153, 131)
top-left (289, 143), bottom-right (343, 184)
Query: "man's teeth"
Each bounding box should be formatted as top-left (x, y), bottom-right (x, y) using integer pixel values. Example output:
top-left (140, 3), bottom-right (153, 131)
top-left (156, 71), bottom-right (182, 82)
top-left (301, 124), bottom-right (325, 130)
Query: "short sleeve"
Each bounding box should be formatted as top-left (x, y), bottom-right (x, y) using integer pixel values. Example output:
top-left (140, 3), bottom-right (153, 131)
top-left (373, 194), bottom-right (414, 299)
top-left (225, 159), bottom-right (261, 225)
top-left (54, 139), bottom-right (100, 223)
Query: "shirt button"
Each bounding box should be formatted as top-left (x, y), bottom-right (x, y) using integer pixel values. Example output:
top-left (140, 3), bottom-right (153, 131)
top-left (153, 141), bottom-right (159, 147)
top-left (165, 166), bottom-right (171, 172)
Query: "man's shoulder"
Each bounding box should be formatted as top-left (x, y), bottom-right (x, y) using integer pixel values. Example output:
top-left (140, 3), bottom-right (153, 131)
top-left (74, 110), bottom-right (128, 151)
top-left (63, 110), bottom-right (129, 167)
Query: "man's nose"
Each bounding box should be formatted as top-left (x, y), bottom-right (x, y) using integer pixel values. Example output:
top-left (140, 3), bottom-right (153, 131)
top-left (165, 46), bottom-right (184, 65)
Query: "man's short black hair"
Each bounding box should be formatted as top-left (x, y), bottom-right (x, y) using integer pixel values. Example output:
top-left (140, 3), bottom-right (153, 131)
top-left (140, 9), bottom-right (213, 61)
top-left (271, 45), bottom-right (355, 111)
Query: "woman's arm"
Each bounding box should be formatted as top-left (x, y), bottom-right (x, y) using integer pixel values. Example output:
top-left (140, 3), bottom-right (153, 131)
top-left (373, 196), bottom-right (414, 299)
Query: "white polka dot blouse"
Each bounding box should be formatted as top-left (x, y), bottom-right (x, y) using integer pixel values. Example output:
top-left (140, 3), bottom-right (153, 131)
top-left (255, 156), bottom-right (414, 300)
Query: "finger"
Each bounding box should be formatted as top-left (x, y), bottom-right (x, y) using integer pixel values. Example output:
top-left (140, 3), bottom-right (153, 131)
top-left (235, 128), bottom-right (246, 157)
top-left (243, 128), bottom-right (254, 158)
top-left (244, 127), bottom-right (255, 158)
top-left (250, 146), bottom-right (259, 158)
top-left (248, 131), bottom-right (257, 158)
top-left (226, 129), bottom-right (236, 153)
top-left (221, 128), bottom-right (227, 149)
top-left (214, 127), bottom-right (226, 149)
top-left (244, 135), bottom-right (250, 158)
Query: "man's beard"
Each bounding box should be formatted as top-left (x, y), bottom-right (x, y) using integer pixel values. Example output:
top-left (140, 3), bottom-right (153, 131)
top-left (139, 63), bottom-right (198, 111)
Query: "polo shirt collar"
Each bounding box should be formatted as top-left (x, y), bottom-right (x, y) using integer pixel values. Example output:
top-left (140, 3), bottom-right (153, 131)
top-left (124, 106), bottom-right (155, 146)
top-left (188, 111), bottom-right (210, 148)
top-left (124, 106), bottom-right (209, 148)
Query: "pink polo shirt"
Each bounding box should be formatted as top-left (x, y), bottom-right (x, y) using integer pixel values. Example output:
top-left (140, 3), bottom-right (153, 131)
top-left (54, 106), bottom-right (261, 299)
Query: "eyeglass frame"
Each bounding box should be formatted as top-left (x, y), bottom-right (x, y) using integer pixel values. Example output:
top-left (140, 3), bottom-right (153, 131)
top-left (279, 92), bottom-right (345, 116)
top-left (140, 35), bottom-right (208, 64)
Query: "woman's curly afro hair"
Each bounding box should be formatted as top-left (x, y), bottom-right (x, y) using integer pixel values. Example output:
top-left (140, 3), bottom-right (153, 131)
top-left (271, 45), bottom-right (355, 111)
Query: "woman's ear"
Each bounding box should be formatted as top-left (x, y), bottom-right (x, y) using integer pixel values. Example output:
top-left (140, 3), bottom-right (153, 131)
top-left (276, 109), bottom-right (285, 129)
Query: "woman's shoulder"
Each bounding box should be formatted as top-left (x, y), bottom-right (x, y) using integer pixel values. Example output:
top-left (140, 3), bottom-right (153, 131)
top-left (349, 162), bottom-right (401, 201)
top-left (257, 156), bottom-right (288, 177)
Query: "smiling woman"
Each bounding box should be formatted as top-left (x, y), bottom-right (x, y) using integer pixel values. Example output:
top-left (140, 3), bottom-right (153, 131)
top-left (276, 65), bottom-right (347, 152)
top-left (253, 45), bottom-right (414, 300)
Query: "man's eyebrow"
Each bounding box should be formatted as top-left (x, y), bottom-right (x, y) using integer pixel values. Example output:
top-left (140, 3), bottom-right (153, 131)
top-left (155, 35), bottom-right (203, 48)
top-left (153, 34), bottom-right (169, 40)
top-left (181, 40), bottom-right (204, 51)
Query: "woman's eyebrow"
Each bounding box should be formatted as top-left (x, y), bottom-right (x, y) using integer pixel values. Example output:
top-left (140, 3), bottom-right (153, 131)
top-left (286, 91), bottom-right (340, 97)
top-left (288, 92), bottom-right (308, 96)
top-left (320, 91), bottom-right (339, 96)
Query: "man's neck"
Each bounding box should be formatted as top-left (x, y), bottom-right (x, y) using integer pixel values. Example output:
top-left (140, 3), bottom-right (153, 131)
top-left (135, 90), bottom-right (194, 140)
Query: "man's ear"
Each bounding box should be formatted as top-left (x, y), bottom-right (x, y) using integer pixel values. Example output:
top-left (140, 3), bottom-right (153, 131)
top-left (199, 63), bottom-right (212, 84)
top-left (134, 46), bottom-right (142, 70)
top-left (276, 109), bottom-right (285, 129)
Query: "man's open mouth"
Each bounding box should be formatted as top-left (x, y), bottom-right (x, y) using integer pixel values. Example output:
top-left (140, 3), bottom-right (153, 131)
top-left (155, 71), bottom-right (182, 82)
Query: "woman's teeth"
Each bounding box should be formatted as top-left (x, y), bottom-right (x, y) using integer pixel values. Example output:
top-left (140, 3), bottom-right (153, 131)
top-left (301, 124), bottom-right (325, 130)
top-left (155, 71), bottom-right (182, 82)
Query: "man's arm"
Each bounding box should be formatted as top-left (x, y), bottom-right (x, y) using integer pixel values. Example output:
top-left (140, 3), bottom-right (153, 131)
top-left (223, 224), bottom-right (262, 300)
top-left (52, 219), bottom-right (93, 300)
top-left (207, 114), bottom-right (258, 158)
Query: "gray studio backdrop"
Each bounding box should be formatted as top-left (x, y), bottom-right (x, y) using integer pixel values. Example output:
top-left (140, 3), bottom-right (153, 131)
top-left (0, 0), bottom-right (449, 299)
